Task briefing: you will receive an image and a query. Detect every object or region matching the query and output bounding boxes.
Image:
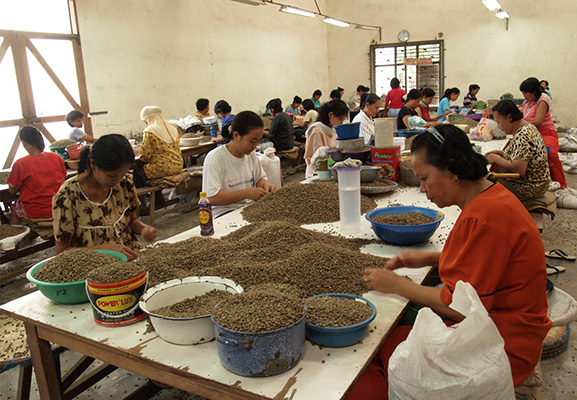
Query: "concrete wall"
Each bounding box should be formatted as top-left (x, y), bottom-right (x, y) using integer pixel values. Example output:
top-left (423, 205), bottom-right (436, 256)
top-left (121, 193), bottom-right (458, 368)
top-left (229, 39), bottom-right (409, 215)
top-left (326, 0), bottom-right (577, 126)
top-left (75, 0), bottom-right (331, 137)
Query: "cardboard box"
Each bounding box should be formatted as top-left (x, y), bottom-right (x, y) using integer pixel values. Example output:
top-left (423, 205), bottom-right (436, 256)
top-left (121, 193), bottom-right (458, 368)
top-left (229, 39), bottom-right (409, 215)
top-left (371, 146), bottom-right (401, 182)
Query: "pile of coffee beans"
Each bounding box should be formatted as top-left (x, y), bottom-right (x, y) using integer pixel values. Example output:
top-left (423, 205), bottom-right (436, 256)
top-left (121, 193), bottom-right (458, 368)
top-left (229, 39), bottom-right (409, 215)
top-left (0, 225), bottom-right (26, 240)
top-left (34, 249), bottom-right (119, 283)
top-left (371, 212), bottom-right (433, 226)
top-left (152, 289), bottom-right (233, 318)
top-left (50, 139), bottom-right (76, 147)
top-left (87, 262), bottom-right (145, 283)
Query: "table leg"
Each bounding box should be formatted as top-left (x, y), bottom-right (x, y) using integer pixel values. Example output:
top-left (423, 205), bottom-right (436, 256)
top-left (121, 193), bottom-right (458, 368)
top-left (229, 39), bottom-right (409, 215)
top-left (24, 321), bottom-right (63, 400)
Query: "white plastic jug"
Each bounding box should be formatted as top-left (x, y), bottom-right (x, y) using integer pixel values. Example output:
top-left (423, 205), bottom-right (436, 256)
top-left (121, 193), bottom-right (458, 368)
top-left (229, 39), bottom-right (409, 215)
top-left (259, 147), bottom-right (282, 188)
top-left (337, 165), bottom-right (361, 234)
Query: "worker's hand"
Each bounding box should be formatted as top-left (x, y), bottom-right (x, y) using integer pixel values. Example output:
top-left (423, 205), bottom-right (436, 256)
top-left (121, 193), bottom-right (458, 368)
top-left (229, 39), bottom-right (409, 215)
top-left (99, 243), bottom-right (140, 261)
top-left (443, 109), bottom-right (452, 116)
top-left (246, 187), bottom-right (268, 200)
top-left (485, 153), bottom-right (502, 165)
top-left (363, 268), bottom-right (402, 294)
top-left (141, 225), bottom-right (157, 242)
top-left (262, 181), bottom-right (277, 193)
top-left (385, 250), bottom-right (434, 271)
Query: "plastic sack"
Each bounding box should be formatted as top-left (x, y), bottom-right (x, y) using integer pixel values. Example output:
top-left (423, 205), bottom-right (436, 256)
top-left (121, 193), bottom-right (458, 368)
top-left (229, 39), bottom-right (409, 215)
top-left (547, 287), bottom-right (577, 326)
top-left (388, 281), bottom-right (515, 400)
top-left (0, 225), bottom-right (30, 251)
top-left (559, 131), bottom-right (577, 152)
top-left (408, 116), bottom-right (427, 129)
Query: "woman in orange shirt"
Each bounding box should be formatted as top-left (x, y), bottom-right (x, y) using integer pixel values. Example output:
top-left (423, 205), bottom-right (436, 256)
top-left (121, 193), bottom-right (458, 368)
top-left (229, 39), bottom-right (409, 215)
top-left (348, 125), bottom-right (551, 399)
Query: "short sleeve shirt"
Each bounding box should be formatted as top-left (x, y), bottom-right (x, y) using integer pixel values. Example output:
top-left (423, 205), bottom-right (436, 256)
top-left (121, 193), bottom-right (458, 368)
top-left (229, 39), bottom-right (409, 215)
top-left (139, 131), bottom-right (183, 179)
top-left (69, 128), bottom-right (86, 142)
top-left (52, 175), bottom-right (142, 250)
top-left (501, 123), bottom-right (550, 198)
top-left (269, 112), bottom-right (295, 152)
top-left (396, 106), bottom-right (417, 130)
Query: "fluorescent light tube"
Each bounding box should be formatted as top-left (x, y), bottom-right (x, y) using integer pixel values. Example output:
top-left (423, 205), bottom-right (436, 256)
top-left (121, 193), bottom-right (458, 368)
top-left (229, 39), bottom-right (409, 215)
top-left (280, 6), bottom-right (316, 17)
top-left (230, 0), bottom-right (264, 6)
top-left (482, 0), bottom-right (501, 11)
top-left (496, 10), bottom-right (509, 19)
top-left (323, 17), bottom-right (350, 28)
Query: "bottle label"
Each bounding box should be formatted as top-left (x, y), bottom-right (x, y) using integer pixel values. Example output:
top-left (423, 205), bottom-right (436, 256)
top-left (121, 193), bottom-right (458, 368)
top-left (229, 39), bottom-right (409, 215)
top-left (199, 210), bottom-right (210, 225)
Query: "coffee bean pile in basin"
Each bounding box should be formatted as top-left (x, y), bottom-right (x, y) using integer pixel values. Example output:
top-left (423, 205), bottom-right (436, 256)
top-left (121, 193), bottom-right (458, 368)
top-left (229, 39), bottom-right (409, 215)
top-left (87, 262), bottom-right (145, 283)
top-left (50, 139), bottom-right (76, 147)
top-left (371, 212), bottom-right (433, 226)
top-left (136, 221), bottom-right (386, 296)
top-left (34, 249), bottom-right (119, 283)
top-left (212, 291), bottom-right (305, 333)
top-left (0, 225), bottom-right (26, 240)
top-left (241, 182), bottom-right (377, 225)
top-left (306, 296), bottom-right (372, 327)
top-left (152, 289), bottom-right (233, 318)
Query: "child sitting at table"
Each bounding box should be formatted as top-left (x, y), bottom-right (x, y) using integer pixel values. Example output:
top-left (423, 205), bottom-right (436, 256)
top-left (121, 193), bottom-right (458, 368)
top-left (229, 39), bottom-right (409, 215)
top-left (202, 111), bottom-right (277, 218)
top-left (66, 110), bottom-right (95, 143)
top-left (8, 126), bottom-right (67, 224)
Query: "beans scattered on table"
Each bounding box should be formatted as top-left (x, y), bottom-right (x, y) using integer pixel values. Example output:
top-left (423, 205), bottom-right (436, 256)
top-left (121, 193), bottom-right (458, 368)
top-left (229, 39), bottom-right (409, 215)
top-left (137, 221), bottom-right (386, 296)
top-left (0, 314), bottom-right (28, 361)
top-left (87, 262), bottom-right (145, 283)
top-left (212, 291), bottom-right (305, 333)
top-left (0, 171), bottom-right (10, 185)
top-left (50, 139), bottom-right (77, 147)
top-left (371, 212), bottom-right (433, 226)
top-left (241, 182), bottom-right (377, 225)
top-left (0, 225), bottom-right (26, 240)
top-left (152, 289), bottom-right (233, 318)
top-left (34, 249), bottom-right (119, 283)
top-left (306, 296), bottom-right (372, 327)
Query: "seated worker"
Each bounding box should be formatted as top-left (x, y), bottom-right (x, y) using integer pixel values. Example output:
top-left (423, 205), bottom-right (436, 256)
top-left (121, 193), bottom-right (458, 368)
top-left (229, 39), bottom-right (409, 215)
top-left (437, 87), bottom-right (460, 122)
top-left (195, 98), bottom-right (211, 121)
top-left (417, 88), bottom-right (451, 122)
top-left (348, 125), bottom-right (551, 399)
top-left (214, 100), bottom-right (235, 141)
top-left (7, 126), bottom-right (67, 225)
top-left (52, 134), bottom-right (157, 261)
top-left (202, 111), bottom-right (277, 218)
top-left (352, 93), bottom-right (382, 145)
top-left (134, 106), bottom-right (183, 206)
top-left (294, 99), bottom-right (318, 143)
top-left (310, 89), bottom-right (322, 109)
top-left (463, 84), bottom-right (480, 108)
top-left (304, 99), bottom-right (348, 179)
top-left (66, 110), bottom-right (95, 143)
top-left (264, 98), bottom-right (295, 152)
top-left (330, 89), bottom-right (342, 100)
top-left (351, 85), bottom-right (370, 110)
top-left (397, 89), bottom-right (439, 130)
top-left (486, 100), bottom-right (550, 201)
top-left (285, 96), bottom-right (303, 117)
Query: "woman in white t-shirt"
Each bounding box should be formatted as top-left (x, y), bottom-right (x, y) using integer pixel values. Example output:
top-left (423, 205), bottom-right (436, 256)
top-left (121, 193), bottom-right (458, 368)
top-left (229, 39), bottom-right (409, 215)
top-left (202, 111), bottom-right (277, 218)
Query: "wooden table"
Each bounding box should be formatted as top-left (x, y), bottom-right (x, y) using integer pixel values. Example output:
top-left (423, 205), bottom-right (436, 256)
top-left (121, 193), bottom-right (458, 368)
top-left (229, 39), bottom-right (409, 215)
top-left (0, 137), bottom-right (508, 399)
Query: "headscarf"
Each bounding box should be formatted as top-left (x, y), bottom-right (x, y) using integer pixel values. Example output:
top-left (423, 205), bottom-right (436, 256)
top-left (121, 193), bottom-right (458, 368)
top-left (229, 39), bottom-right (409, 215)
top-left (140, 106), bottom-right (179, 144)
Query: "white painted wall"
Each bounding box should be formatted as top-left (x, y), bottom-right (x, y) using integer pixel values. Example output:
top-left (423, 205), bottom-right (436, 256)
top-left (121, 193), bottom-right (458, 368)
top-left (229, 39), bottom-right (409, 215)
top-left (326, 0), bottom-right (577, 126)
top-left (75, 0), bottom-right (331, 137)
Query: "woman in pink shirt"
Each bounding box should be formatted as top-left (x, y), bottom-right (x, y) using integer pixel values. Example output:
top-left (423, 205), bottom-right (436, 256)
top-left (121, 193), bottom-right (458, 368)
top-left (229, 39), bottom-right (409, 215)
top-left (384, 78), bottom-right (406, 130)
top-left (520, 77), bottom-right (566, 189)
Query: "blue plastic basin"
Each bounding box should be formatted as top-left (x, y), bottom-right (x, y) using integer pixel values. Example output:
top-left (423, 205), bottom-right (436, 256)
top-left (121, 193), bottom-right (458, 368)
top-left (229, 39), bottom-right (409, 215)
top-left (365, 206), bottom-right (444, 245)
top-left (396, 128), bottom-right (426, 138)
top-left (334, 122), bottom-right (360, 140)
top-left (305, 293), bottom-right (377, 348)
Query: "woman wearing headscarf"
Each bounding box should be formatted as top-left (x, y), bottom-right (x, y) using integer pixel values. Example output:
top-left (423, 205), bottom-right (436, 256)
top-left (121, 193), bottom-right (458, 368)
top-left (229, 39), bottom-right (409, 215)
top-left (135, 106), bottom-right (183, 188)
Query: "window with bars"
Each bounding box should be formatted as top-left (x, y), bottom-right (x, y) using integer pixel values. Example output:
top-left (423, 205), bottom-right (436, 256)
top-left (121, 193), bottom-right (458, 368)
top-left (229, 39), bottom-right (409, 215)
top-left (371, 40), bottom-right (444, 106)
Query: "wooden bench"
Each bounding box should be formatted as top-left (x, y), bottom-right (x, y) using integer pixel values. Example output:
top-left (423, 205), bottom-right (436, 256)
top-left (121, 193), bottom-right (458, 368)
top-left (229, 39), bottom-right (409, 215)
top-left (278, 146), bottom-right (306, 176)
top-left (136, 174), bottom-right (202, 224)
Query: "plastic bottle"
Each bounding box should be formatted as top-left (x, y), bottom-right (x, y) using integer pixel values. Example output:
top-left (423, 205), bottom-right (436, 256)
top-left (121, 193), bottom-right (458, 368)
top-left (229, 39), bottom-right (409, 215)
top-left (259, 147), bottom-right (282, 188)
top-left (198, 192), bottom-right (214, 236)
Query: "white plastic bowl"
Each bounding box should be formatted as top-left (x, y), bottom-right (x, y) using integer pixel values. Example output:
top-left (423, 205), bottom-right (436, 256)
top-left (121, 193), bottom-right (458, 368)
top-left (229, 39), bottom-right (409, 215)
top-left (0, 225), bottom-right (30, 251)
top-left (180, 137), bottom-right (201, 147)
top-left (139, 276), bottom-right (243, 345)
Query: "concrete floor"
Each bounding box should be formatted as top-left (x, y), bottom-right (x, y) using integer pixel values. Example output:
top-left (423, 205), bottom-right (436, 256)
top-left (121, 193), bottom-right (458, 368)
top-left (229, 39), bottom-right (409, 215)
top-left (0, 171), bottom-right (576, 399)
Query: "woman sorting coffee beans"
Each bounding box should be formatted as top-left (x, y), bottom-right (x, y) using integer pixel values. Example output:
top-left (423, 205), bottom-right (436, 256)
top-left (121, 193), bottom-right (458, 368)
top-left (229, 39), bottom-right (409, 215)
top-left (52, 134), bottom-right (157, 260)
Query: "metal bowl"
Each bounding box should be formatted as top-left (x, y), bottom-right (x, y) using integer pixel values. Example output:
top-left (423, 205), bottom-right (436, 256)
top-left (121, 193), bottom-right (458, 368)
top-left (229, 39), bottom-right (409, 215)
top-left (331, 165), bottom-right (381, 183)
top-left (328, 149), bottom-right (371, 163)
top-left (139, 276), bottom-right (243, 345)
top-left (305, 293), bottom-right (377, 347)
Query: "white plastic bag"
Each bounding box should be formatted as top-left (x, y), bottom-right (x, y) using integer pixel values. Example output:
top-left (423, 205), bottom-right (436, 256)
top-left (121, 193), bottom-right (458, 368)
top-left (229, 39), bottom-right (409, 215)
top-left (559, 131), bottom-right (577, 152)
top-left (388, 281), bottom-right (515, 400)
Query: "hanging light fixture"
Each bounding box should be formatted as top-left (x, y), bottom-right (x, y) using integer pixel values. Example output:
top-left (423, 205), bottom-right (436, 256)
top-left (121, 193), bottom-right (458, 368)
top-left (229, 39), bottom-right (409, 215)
top-left (279, 6), bottom-right (315, 17)
top-left (496, 10), bottom-right (509, 19)
top-left (323, 17), bottom-right (350, 28)
top-left (482, 0), bottom-right (501, 11)
top-left (230, 0), bottom-right (264, 5)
